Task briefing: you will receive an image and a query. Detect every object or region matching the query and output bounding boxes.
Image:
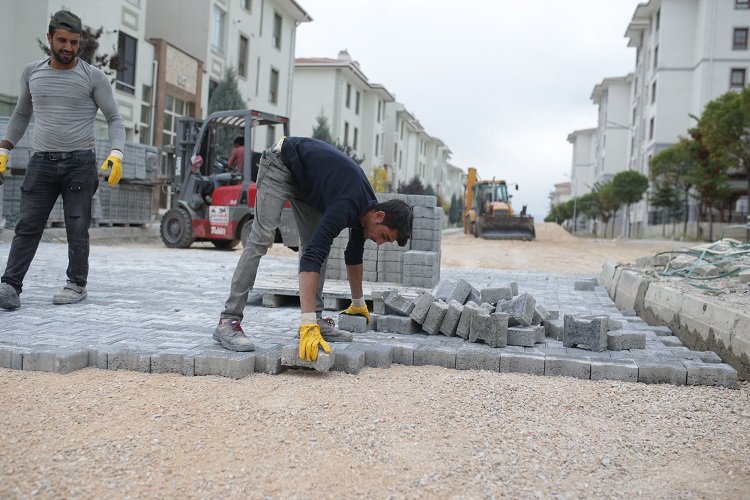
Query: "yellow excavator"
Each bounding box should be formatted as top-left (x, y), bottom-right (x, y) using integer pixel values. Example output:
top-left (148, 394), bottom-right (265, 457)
top-left (463, 167), bottom-right (535, 240)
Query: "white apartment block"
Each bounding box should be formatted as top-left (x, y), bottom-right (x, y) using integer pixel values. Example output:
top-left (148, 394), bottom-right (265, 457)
top-left (590, 75), bottom-right (633, 185)
top-left (291, 50), bottom-right (395, 178)
top-left (565, 128), bottom-right (597, 199)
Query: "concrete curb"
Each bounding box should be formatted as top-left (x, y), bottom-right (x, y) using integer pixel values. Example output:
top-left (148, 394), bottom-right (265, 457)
top-left (600, 262), bottom-right (750, 380)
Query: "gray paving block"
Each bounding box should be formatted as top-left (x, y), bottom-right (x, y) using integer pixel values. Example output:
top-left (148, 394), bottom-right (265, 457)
top-left (338, 314), bottom-right (368, 333)
top-left (563, 315), bottom-right (607, 352)
top-left (590, 359), bottom-right (638, 382)
top-left (495, 293), bottom-right (536, 327)
top-left (455, 301), bottom-right (481, 339)
top-left (439, 300), bottom-right (463, 337)
top-left (469, 312), bottom-right (509, 348)
top-left (409, 291), bottom-right (435, 324)
top-left (384, 291), bottom-right (415, 316)
top-left (574, 280), bottom-right (597, 291)
top-left (108, 349), bottom-right (151, 373)
top-left (413, 344), bottom-right (457, 369)
top-left (636, 358), bottom-right (687, 385)
top-left (194, 352), bottom-right (231, 377)
top-left (331, 346), bottom-right (366, 374)
top-left (253, 347), bottom-right (283, 375)
top-left (456, 343), bottom-right (501, 371)
top-left (432, 279), bottom-right (473, 304)
top-left (224, 352), bottom-right (256, 378)
top-left (499, 352), bottom-right (545, 375)
top-left (480, 287), bottom-right (513, 304)
top-left (377, 315), bottom-right (422, 334)
top-left (683, 360), bottom-right (737, 389)
top-left (360, 343), bottom-right (394, 368)
top-left (544, 355), bottom-right (591, 379)
top-left (607, 330), bottom-right (647, 351)
top-left (545, 319), bottom-right (564, 341)
top-left (0, 347), bottom-right (25, 370)
top-left (507, 326), bottom-right (541, 347)
top-left (392, 344), bottom-right (415, 365)
top-left (532, 304), bottom-right (550, 325)
top-left (150, 351), bottom-right (187, 375)
top-left (22, 348), bottom-right (89, 374)
top-left (697, 351), bottom-right (723, 364)
top-left (659, 336), bottom-right (684, 347)
top-left (371, 290), bottom-right (389, 315)
top-left (508, 282), bottom-right (519, 296)
top-left (422, 300), bottom-right (449, 335)
top-left (281, 344), bottom-right (335, 372)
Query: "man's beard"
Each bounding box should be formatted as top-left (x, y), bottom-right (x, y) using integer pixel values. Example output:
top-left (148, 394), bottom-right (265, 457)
top-left (51, 46), bottom-right (77, 65)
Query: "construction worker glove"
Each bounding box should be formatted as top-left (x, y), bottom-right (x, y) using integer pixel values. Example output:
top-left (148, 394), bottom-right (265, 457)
top-left (298, 323), bottom-right (331, 362)
top-left (0, 148), bottom-right (9, 174)
top-left (340, 303), bottom-right (371, 323)
top-left (100, 149), bottom-right (123, 186)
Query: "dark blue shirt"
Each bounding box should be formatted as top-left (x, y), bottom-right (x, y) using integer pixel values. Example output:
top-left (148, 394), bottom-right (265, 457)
top-left (280, 137), bottom-right (377, 273)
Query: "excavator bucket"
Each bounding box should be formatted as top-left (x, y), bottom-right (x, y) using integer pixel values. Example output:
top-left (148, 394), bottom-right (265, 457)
top-left (477, 215), bottom-right (536, 241)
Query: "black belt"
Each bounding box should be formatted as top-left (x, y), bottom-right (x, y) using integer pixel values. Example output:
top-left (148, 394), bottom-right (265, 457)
top-left (36, 150), bottom-right (92, 161)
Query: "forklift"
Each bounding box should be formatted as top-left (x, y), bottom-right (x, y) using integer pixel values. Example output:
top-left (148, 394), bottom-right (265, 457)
top-left (160, 109), bottom-right (300, 250)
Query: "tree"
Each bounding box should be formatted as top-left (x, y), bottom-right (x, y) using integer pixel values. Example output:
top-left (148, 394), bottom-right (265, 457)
top-left (207, 67), bottom-right (246, 114)
top-left (312, 111), bottom-right (335, 145)
top-left (38, 25), bottom-right (124, 77)
top-left (697, 87), bottom-right (750, 218)
top-left (398, 176), bottom-right (425, 195)
top-left (611, 170), bottom-right (649, 238)
top-left (369, 165), bottom-right (389, 193)
top-left (649, 138), bottom-right (700, 238)
top-left (577, 192), bottom-right (602, 237)
top-left (649, 182), bottom-right (679, 238)
top-left (448, 194), bottom-right (460, 224)
top-left (596, 182), bottom-right (620, 238)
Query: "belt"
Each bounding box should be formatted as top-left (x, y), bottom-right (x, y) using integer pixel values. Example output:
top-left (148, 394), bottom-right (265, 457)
top-left (36, 150), bottom-right (92, 161)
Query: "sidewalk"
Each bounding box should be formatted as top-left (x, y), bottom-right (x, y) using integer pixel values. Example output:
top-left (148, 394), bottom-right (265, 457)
top-left (0, 241), bottom-right (737, 386)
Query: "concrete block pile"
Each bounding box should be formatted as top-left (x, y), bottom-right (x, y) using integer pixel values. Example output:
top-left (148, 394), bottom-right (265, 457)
top-left (324, 193), bottom-right (442, 287)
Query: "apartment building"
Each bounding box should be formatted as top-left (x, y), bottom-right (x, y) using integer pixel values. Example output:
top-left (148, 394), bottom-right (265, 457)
top-left (590, 75), bottom-right (634, 186)
top-left (291, 50), bottom-right (395, 178)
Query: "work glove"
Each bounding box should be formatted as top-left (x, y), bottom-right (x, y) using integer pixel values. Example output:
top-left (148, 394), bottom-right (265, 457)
top-left (298, 323), bottom-right (331, 362)
top-left (100, 149), bottom-right (123, 186)
top-left (340, 300), bottom-right (371, 323)
top-left (0, 148), bottom-right (9, 174)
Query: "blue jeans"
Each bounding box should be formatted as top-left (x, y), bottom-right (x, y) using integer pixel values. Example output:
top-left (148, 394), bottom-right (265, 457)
top-left (221, 147), bottom-right (327, 321)
top-left (1, 150), bottom-right (98, 293)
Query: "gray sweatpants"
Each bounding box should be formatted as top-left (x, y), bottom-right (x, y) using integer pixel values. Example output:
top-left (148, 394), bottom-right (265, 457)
top-left (220, 147), bottom-right (329, 321)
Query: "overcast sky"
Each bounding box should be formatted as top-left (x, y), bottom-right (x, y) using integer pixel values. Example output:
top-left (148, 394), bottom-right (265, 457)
top-left (294, 0), bottom-right (645, 218)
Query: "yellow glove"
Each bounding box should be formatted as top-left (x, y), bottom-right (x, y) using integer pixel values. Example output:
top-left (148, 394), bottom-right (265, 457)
top-left (0, 148), bottom-right (9, 174)
top-left (298, 323), bottom-right (331, 362)
top-left (100, 149), bottom-right (123, 186)
top-left (340, 302), bottom-right (371, 323)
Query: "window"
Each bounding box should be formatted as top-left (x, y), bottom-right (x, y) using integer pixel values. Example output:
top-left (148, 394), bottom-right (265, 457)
top-left (733, 28), bottom-right (749, 50)
top-left (375, 134), bottom-right (380, 156)
top-left (377, 100), bottom-right (381, 122)
top-left (355, 91), bottom-right (360, 115)
top-left (399, 121), bottom-right (404, 140)
top-left (212, 5), bottom-right (225, 53)
top-left (649, 117), bottom-right (655, 140)
top-left (353, 127), bottom-right (358, 150)
top-left (161, 94), bottom-right (194, 146)
top-left (651, 81), bottom-right (657, 104)
top-left (208, 79), bottom-right (219, 103)
top-left (139, 85), bottom-right (152, 145)
top-left (737, 0), bottom-right (749, 9)
top-left (655, 9), bottom-right (660, 31)
top-left (653, 46), bottom-right (659, 69)
top-left (241, 0), bottom-right (251, 12)
top-left (345, 83), bottom-right (351, 108)
top-left (730, 68), bottom-right (747, 89)
top-left (269, 68), bottom-right (279, 104)
top-left (272, 12), bottom-right (282, 49)
top-left (116, 32), bottom-right (137, 95)
top-left (238, 35), bottom-right (249, 77)
top-left (344, 122), bottom-right (349, 146)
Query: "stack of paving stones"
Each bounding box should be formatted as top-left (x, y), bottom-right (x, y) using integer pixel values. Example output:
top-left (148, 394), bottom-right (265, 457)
top-left (0, 245), bottom-right (737, 388)
top-left (324, 193), bottom-right (442, 287)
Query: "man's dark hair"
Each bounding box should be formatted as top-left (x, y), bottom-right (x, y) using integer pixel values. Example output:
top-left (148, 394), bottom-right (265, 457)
top-left (49, 10), bottom-right (82, 35)
top-left (234, 136), bottom-right (244, 147)
top-left (374, 199), bottom-right (413, 247)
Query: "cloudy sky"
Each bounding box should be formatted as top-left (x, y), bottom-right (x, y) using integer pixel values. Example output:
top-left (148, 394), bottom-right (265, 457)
top-left (294, 0), bottom-right (645, 218)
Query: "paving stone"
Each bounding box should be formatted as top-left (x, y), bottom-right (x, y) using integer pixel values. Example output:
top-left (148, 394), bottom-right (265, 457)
top-left (331, 346), bottom-right (366, 374)
top-left (469, 312), bottom-right (509, 348)
top-left (253, 347), bottom-right (283, 375)
top-left (413, 344), bottom-right (457, 369)
top-left (499, 352), bottom-right (545, 375)
top-left (224, 352), bottom-right (256, 378)
top-left (384, 291), bottom-right (415, 316)
top-left (682, 360), bottom-right (737, 389)
top-left (455, 301), bottom-right (481, 339)
top-left (377, 315), bottom-right (423, 334)
top-left (607, 330), bottom-right (647, 351)
top-left (574, 280), bottom-right (597, 291)
top-left (409, 291), bottom-right (435, 324)
top-left (507, 326), bottom-right (541, 347)
top-left (508, 282), bottom-right (519, 296)
top-left (338, 314), bottom-right (368, 333)
top-left (359, 343), bottom-right (394, 368)
top-left (590, 359), bottom-right (638, 382)
top-left (658, 336), bottom-right (684, 347)
top-left (456, 343), bottom-right (501, 371)
top-left (532, 304), bottom-right (550, 325)
top-left (544, 355), bottom-right (591, 379)
top-left (194, 352), bottom-right (232, 377)
top-left (636, 358), bottom-right (687, 385)
top-left (495, 292), bottom-right (536, 327)
top-left (392, 344), bottom-right (416, 365)
top-left (563, 315), bottom-right (607, 352)
top-left (439, 300), bottom-right (463, 337)
top-left (697, 351), bottom-right (723, 364)
top-left (281, 344), bottom-right (335, 372)
top-left (422, 300), bottom-right (449, 335)
top-left (432, 279), bottom-right (473, 304)
top-left (545, 319), bottom-right (564, 341)
top-left (22, 348), bottom-right (89, 374)
top-left (480, 287), bottom-right (513, 304)
top-left (108, 349), bottom-right (151, 373)
top-left (150, 351), bottom-right (187, 375)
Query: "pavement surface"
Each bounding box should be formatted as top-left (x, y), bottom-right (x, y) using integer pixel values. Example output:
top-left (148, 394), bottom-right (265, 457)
top-left (0, 241), bottom-right (737, 386)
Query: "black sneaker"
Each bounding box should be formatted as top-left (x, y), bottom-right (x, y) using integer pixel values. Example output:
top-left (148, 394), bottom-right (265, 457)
top-left (0, 283), bottom-right (20, 310)
top-left (213, 319), bottom-right (254, 351)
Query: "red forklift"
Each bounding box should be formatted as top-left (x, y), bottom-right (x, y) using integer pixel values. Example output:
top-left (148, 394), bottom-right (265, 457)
top-left (160, 109), bottom-right (299, 250)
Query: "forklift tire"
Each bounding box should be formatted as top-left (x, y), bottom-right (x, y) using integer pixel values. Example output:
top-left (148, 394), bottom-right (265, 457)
top-left (211, 239), bottom-right (240, 250)
top-left (160, 208), bottom-right (194, 248)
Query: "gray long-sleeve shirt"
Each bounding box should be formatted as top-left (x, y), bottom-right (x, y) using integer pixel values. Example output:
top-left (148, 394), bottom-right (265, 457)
top-left (3, 57), bottom-right (125, 152)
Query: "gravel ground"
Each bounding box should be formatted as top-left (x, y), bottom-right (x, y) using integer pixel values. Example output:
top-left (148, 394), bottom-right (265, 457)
top-left (1, 223), bottom-right (749, 498)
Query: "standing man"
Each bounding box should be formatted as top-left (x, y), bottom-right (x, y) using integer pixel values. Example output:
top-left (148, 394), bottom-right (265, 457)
top-left (0, 10), bottom-right (125, 310)
top-left (214, 136), bottom-right (413, 361)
